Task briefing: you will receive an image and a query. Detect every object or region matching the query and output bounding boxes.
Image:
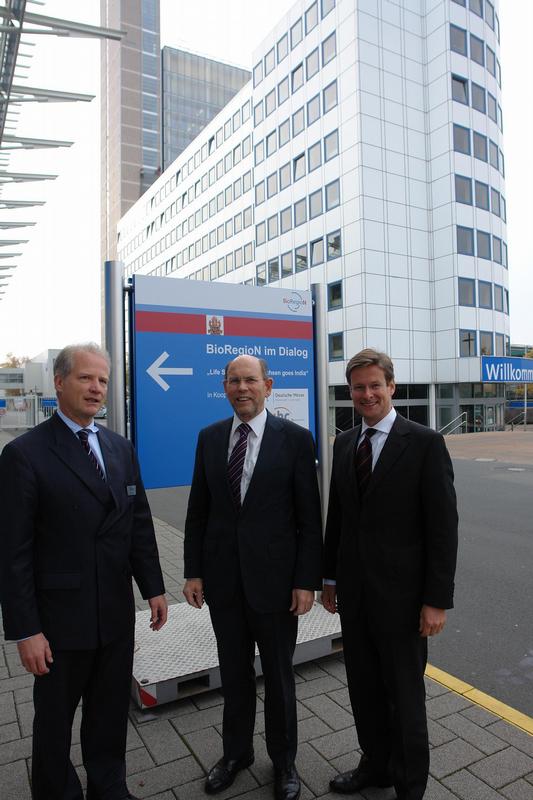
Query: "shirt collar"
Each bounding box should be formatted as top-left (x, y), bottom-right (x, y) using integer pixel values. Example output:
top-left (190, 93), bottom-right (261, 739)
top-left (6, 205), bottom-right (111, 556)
top-left (231, 407), bottom-right (268, 438)
top-left (361, 406), bottom-right (397, 436)
top-left (57, 407), bottom-right (98, 435)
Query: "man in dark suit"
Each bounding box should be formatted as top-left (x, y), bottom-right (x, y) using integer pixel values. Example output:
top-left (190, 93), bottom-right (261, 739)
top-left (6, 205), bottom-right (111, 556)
top-left (183, 354), bottom-right (322, 800)
top-left (323, 349), bottom-right (458, 800)
top-left (0, 343), bottom-right (167, 800)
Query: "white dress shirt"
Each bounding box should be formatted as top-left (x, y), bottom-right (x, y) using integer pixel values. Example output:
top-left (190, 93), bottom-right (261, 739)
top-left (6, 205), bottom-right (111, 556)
top-left (227, 408), bottom-right (267, 501)
top-left (57, 408), bottom-right (107, 478)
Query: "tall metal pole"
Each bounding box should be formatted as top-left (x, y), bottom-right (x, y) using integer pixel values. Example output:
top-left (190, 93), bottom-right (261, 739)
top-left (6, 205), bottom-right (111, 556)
top-left (312, 283), bottom-right (331, 523)
top-left (104, 260), bottom-right (126, 436)
top-left (524, 382), bottom-right (528, 431)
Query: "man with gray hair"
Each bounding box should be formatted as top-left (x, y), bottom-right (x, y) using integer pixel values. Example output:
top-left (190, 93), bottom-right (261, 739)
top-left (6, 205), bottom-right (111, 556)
top-left (0, 343), bottom-right (167, 800)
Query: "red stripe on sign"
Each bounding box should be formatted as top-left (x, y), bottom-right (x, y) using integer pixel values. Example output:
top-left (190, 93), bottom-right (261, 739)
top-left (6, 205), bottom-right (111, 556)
top-left (224, 317), bottom-right (313, 339)
top-left (136, 311), bottom-right (204, 334)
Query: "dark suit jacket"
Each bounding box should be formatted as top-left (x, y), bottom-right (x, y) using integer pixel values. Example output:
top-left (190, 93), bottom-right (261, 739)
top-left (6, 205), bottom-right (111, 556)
top-left (0, 413), bottom-right (165, 649)
top-left (324, 414), bottom-right (458, 632)
top-left (184, 412), bottom-right (323, 614)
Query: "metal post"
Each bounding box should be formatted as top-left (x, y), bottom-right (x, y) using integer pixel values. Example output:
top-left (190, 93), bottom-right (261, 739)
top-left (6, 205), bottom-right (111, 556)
top-left (104, 260), bottom-right (126, 436)
top-left (428, 383), bottom-right (436, 430)
top-left (311, 283), bottom-right (331, 523)
top-left (524, 382), bottom-right (528, 431)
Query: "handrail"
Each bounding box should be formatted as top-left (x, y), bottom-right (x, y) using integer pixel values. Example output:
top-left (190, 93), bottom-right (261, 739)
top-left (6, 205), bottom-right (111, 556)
top-left (439, 411), bottom-right (467, 435)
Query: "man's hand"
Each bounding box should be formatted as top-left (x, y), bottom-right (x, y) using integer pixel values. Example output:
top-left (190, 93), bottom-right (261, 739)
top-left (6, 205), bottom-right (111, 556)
top-left (17, 633), bottom-right (53, 676)
top-left (148, 595), bottom-right (168, 631)
top-left (289, 589), bottom-right (314, 616)
top-left (183, 578), bottom-right (204, 609)
top-left (321, 584), bottom-right (337, 614)
top-left (419, 605), bottom-right (446, 637)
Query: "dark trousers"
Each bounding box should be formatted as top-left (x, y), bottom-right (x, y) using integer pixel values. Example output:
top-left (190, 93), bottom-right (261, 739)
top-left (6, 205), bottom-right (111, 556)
top-left (209, 596), bottom-right (298, 770)
top-left (31, 634), bottom-right (134, 800)
top-left (341, 609), bottom-right (429, 800)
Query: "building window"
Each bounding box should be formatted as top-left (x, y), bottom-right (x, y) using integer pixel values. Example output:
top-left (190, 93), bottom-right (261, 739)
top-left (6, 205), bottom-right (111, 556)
top-left (324, 129), bottom-right (339, 161)
top-left (502, 241), bottom-right (508, 268)
top-left (492, 236), bottom-right (502, 264)
top-left (480, 332), bottom-right (493, 355)
top-left (306, 48), bottom-right (319, 80)
top-left (329, 332), bottom-right (343, 360)
top-left (471, 83), bottom-right (486, 113)
top-left (242, 136), bottom-right (251, 157)
top-left (295, 244), bottom-right (307, 271)
top-left (470, 34), bottom-right (484, 66)
top-left (489, 140), bottom-right (499, 169)
top-left (455, 174), bottom-right (472, 205)
top-left (234, 247), bottom-right (243, 268)
top-left (277, 33), bottom-right (288, 63)
top-left (453, 124), bottom-right (470, 155)
top-left (494, 284), bottom-right (503, 311)
top-left (307, 94), bottom-right (321, 126)
top-left (495, 333), bottom-right (505, 356)
top-left (452, 75), bottom-right (468, 104)
top-left (458, 277), bottom-right (475, 306)
top-left (478, 280), bottom-right (492, 309)
top-left (243, 207), bottom-right (252, 228)
top-left (291, 18), bottom-right (303, 49)
top-left (265, 47), bottom-right (275, 76)
top-left (292, 106), bottom-right (305, 136)
top-left (475, 180), bottom-right (489, 210)
top-left (309, 188), bottom-right (323, 219)
top-left (265, 88), bottom-right (276, 117)
top-left (450, 25), bottom-right (467, 56)
top-left (457, 226), bottom-right (474, 255)
top-left (322, 0), bottom-right (335, 18)
top-left (487, 93), bottom-right (497, 123)
top-left (267, 171), bottom-right (278, 198)
top-left (268, 214), bottom-right (279, 240)
top-left (294, 198), bottom-right (307, 226)
top-left (280, 162), bottom-right (291, 190)
top-left (293, 152), bottom-right (306, 181)
top-left (279, 118), bottom-right (290, 147)
top-left (305, 1), bottom-right (318, 32)
top-left (473, 132), bottom-right (487, 161)
top-left (292, 63), bottom-right (304, 93)
top-left (266, 130), bottom-right (277, 156)
top-left (278, 76), bottom-right (290, 105)
top-left (256, 262), bottom-right (266, 286)
top-left (486, 46), bottom-right (496, 77)
top-left (308, 141), bottom-right (322, 172)
top-left (243, 171), bottom-right (252, 192)
top-left (268, 256), bottom-right (280, 282)
top-left (470, 0), bottom-right (483, 18)
top-left (281, 251), bottom-right (293, 276)
top-left (504, 289), bottom-right (509, 314)
top-left (328, 281), bottom-right (342, 309)
top-left (491, 188), bottom-right (501, 217)
top-left (322, 31), bottom-right (336, 66)
top-left (323, 80), bottom-right (338, 112)
top-left (254, 141), bottom-right (264, 165)
top-left (311, 237), bottom-right (324, 265)
top-left (327, 229), bottom-right (342, 259)
top-left (256, 222), bottom-right (266, 246)
top-left (244, 243), bottom-right (254, 264)
top-left (452, 0), bottom-right (466, 5)
top-left (242, 100), bottom-right (251, 122)
top-left (477, 230), bottom-right (491, 260)
top-left (253, 61), bottom-right (263, 87)
top-left (280, 206), bottom-right (292, 233)
top-left (501, 196), bottom-right (506, 222)
top-left (459, 330), bottom-right (477, 357)
top-left (325, 179), bottom-right (340, 210)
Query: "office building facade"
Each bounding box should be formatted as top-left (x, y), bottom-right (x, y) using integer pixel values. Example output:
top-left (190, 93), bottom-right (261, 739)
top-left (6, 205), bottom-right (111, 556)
top-left (118, 0), bottom-right (509, 432)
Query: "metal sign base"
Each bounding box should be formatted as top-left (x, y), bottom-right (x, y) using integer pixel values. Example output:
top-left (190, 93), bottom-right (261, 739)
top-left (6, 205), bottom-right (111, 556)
top-left (132, 602), bottom-right (342, 710)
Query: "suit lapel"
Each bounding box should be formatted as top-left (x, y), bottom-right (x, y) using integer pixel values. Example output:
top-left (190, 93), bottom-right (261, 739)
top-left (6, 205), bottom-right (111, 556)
top-left (215, 419), bottom-right (235, 507)
top-left (366, 415), bottom-right (410, 496)
top-left (347, 425), bottom-right (362, 501)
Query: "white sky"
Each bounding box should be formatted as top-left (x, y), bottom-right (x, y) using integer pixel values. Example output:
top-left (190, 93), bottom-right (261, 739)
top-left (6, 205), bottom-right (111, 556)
top-left (0, 0), bottom-right (530, 363)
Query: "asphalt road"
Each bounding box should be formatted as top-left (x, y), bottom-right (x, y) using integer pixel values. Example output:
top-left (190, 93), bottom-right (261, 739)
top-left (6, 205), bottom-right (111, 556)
top-left (147, 455), bottom-right (533, 717)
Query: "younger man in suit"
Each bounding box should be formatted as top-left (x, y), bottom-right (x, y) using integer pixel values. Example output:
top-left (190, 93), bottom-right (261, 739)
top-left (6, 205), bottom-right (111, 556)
top-left (0, 343), bottom-right (167, 800)
top-left (183, 355), bottom-right (322, 800)
top-left (323, 349), bottom-right (458, 800)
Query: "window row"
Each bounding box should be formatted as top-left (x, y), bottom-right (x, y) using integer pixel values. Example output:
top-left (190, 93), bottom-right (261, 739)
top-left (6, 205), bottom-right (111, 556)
top-left (456, 226), bottom-right (508, 266)
top-left (458, 277), bottom-right (509, 313)
top-left (253, 0), bottom-right (336, 86)
top-left (455, 174), bottom-right (506, 220)
top-left (158, 241), bottom-right (256, 282)
top-left (255, 179), bottom-right (340, 244)
top-left (255, 130), bottom-right (339, 205)
top-left (255, 34), bottom-right (336, 124)
top-left (254, 74), bottom-right (338, 132)
top-left (452, 75), bottom-right (503, 131)
top-left (450, 24), bottom-right (501, 86)
top-left (452, 0), bottom-right (499, 40)
top-left (256, 229), bottom-right (342, 285)
top-left (452, 124), bottom-right (504, 176)
top-left (459, 329), bottom-right (507, 358)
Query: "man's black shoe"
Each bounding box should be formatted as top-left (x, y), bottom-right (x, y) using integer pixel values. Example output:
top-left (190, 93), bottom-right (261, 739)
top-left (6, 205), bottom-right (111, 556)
top-left (205, 754), bottom-right (254, 794)
top-left (274, 764), bottom-right (301, 800)
top-left (329, 766), bottom-right (393, 794)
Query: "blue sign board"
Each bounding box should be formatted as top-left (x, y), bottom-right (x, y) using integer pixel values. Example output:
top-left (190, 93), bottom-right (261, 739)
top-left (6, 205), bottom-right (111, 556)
top-left (507, 401), bottom-right (533, 408)
top-left (481, 356), bottom-right (533, 383)
top-left (0, 399), bottom-right (6, 409)
top-left (41, 398), bottom-right (57, 408)
top-left (132, 275), bottom-right (316, 489)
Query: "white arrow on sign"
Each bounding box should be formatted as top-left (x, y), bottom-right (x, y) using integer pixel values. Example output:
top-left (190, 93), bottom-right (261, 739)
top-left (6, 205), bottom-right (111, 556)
top-left (146, 351), bottom-right (193, 391)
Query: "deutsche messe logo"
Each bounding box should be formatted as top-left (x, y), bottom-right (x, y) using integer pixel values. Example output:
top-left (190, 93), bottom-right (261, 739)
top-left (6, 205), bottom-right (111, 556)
top-left (284, 291), bottom-right (306, 313)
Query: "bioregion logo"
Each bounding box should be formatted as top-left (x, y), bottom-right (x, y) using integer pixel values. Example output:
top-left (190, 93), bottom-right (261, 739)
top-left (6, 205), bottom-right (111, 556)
top-left (283, 292), bottom-right (307, 313)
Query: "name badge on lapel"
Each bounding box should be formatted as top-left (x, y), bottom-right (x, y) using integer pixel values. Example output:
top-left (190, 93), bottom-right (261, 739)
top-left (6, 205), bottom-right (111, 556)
top-left (126, 485), bottom-right (137, 496)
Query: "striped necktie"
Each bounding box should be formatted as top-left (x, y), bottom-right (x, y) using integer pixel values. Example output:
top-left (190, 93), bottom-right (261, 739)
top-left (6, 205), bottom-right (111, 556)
top-left (227, 422), bottom-right (252, 506)
top-left (355, 428), bottom-right (377, 495)
top-left (77, 429), bottom-right (106, 481)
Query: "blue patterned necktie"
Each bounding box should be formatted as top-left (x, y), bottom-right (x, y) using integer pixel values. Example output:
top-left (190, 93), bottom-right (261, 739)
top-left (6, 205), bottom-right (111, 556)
top-left (227, 423), bottom-right (252, 506)
top-left (77, 429), bottom-right (106, 481)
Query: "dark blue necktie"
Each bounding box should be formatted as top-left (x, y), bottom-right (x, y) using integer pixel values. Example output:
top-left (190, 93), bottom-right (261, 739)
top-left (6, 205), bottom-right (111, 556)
top-left (77, 429), bottom-right (105, 481)
top-left (227, 423), bottom-right (252, 506)
top-left (355, 428), bottom-right (377, 495)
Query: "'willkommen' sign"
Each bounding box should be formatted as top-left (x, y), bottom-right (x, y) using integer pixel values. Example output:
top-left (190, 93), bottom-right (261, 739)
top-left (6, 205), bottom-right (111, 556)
top-left (481, 356), bottom-right (533, 383)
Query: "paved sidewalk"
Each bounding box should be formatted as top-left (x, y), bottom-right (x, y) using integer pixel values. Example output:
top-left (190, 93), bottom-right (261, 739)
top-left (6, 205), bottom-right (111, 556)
top-left (1, 517), bottom-right (533, 800)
